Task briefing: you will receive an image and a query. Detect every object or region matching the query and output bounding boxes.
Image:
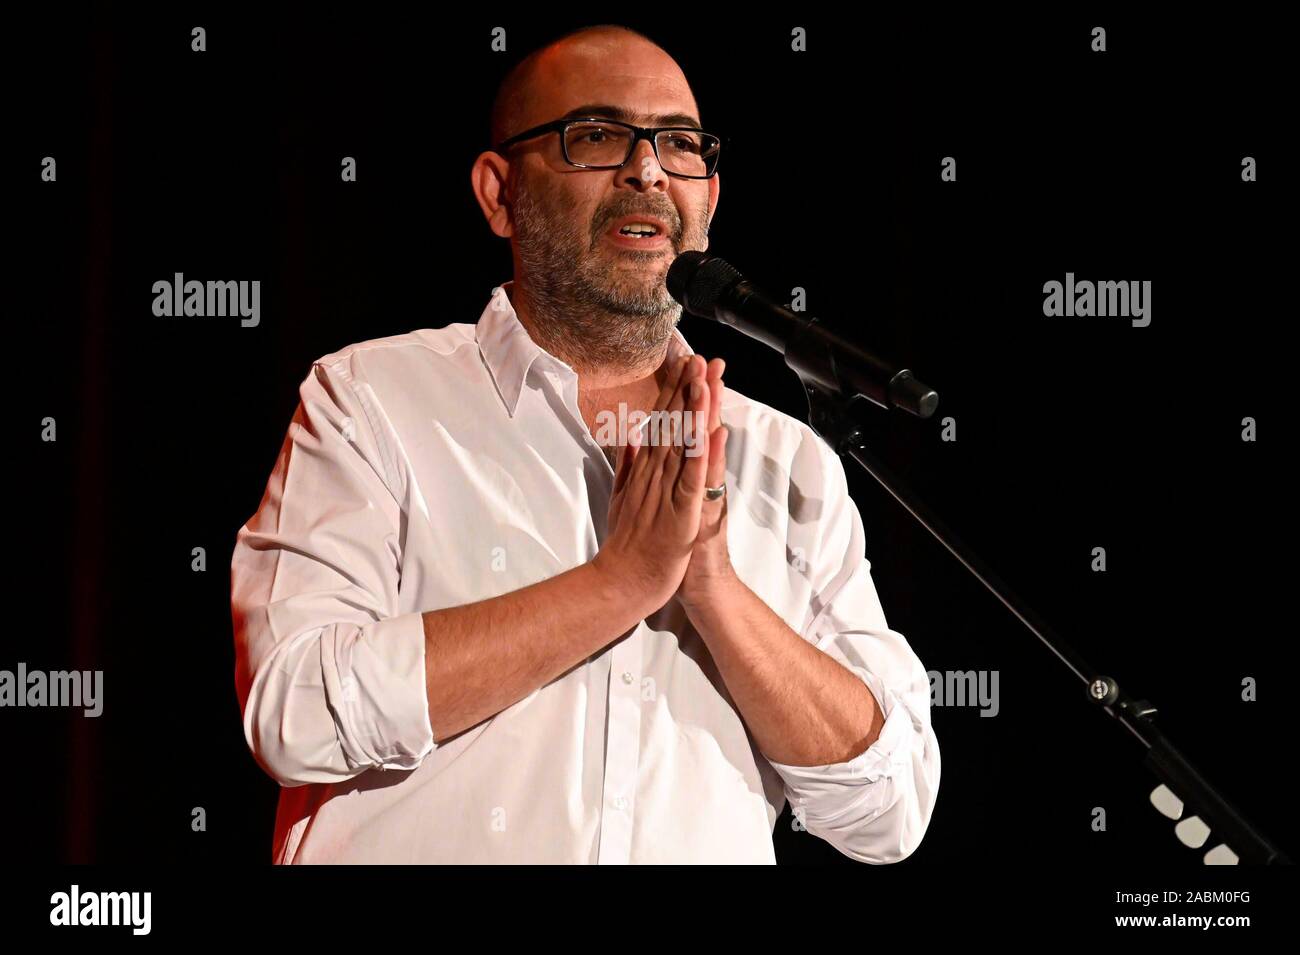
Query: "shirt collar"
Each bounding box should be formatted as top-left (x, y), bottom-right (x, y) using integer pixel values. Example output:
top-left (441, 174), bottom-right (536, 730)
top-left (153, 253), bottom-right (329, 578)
top-left (476, 280), bottom-right (696, 418)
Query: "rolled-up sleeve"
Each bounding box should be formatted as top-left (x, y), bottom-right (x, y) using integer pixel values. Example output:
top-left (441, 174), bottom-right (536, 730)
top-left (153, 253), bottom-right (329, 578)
top-left (231, 359), bottom-right (435, 788)
top-left (766, 440), bottom-right (940, 864)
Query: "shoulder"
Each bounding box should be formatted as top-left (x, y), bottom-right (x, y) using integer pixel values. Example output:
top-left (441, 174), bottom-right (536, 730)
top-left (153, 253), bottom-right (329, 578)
top-left (312, 324), bottom-right (479, 382)
top-left (721, 385), bottom-right (862, 588)
top-left (721, 385), bottom-right (843, 483)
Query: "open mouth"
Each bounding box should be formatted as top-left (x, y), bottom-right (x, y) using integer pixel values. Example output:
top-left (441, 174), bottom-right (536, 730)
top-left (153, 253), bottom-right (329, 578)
top-left (616, 223), bottom-right (661, 239)
top-left (604, 215), bottom-right (673, 249)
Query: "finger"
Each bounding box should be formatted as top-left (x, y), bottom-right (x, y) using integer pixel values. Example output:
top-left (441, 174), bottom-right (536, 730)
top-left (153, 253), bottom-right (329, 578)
top-left (612, 429), bottom-right (638, 496)
top-left (673, 406), bottom-right (711, 509)
top-left (661, 359), bottom-right (709, 495)
top-left (642, 353), bottom-right (691, 480)
top-left (662, 355), bottom-right (704, 454)
top-left (652, 356), bottom-right (704, 494)
top-left (629, 415), bottom-right (670, 535)
top-left (652, 353), bottom-right (692, 415)
top-left (624, 409), bottom-right (660, 521)
top-left (685, 364), bottom-right (713, 465)
top-left (703, 424), bottom-right (728, 502)
top-left (705, 357), bottom-right (725, 387)
top-left (671, 358), bottom-right (709, 483)
top-left (706, 358), bottom-right (724, 433)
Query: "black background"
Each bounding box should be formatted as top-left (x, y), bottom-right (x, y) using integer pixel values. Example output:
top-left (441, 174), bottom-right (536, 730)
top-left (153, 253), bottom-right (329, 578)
top-left (10, 6), bottom-right (1292, 871)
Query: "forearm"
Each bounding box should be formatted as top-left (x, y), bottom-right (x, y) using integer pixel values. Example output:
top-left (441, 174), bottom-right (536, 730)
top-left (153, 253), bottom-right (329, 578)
top-left (421, 559), bottom-right (648, 742)
top-left (684, 575), bottom-right (883, 766)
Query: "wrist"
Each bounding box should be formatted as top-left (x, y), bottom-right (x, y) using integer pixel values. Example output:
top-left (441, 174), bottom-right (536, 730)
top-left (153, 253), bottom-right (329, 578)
top-left (678, 564), bottom-right (741, 618)
top-left (588, 552), bottom-right (666, 622)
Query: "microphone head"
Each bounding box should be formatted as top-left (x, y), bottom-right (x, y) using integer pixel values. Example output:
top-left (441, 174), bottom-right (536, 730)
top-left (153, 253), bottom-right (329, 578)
top-left (667, 250), bottom-right (743, 319)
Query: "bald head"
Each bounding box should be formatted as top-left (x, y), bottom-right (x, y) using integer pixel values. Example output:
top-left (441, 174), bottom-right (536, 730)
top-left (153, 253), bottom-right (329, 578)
top-left (490, 25), bottom-right (698, 148)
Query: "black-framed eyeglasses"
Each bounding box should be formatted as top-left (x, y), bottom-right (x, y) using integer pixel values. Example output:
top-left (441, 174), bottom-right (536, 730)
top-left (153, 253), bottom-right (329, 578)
top-left (493, 117), bottom-right (722, 179)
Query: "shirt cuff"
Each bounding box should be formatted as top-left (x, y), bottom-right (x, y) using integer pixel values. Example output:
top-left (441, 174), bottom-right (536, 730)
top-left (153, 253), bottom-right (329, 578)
top-left (320, 610), bottom-right (436, 773)
top-left (765, 666), bottom-right (915, 809)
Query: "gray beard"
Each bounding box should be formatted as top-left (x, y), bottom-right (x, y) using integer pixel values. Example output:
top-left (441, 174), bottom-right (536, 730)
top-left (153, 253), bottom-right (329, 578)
top-left (512, 188), bottom-right (686, 374)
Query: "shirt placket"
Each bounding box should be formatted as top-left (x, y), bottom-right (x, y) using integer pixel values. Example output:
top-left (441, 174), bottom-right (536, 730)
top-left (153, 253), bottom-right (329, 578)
top-left (551, 369), bottom-right (647, 865)
top-left (596, 622), bottom-right (644, 864)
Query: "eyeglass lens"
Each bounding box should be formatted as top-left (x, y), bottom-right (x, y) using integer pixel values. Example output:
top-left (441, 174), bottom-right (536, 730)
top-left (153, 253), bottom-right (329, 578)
top-left (563, 122), bottom-right (719, 176)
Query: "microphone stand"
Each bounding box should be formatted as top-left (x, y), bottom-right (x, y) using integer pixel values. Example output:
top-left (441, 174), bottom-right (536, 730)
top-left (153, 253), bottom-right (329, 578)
top-left (784, 318), bottom-right (1291, 866)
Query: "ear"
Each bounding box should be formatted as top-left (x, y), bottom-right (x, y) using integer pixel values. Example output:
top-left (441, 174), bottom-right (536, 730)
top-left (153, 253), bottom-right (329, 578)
top-left (470, 151), bottom-right (515, 239)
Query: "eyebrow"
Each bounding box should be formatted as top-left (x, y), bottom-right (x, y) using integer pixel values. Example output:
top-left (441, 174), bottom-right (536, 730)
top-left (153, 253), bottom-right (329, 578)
top-left (559, 103), bottom-right (703, 129)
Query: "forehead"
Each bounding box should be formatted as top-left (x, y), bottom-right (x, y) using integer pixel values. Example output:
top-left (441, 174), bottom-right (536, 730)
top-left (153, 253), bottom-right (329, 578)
top-left (523, 35), bottom-right (701, 128)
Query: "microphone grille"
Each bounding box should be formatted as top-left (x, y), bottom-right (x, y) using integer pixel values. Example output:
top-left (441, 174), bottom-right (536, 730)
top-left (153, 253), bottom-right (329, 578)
top-left (667, 251), bottom-right (742, 317)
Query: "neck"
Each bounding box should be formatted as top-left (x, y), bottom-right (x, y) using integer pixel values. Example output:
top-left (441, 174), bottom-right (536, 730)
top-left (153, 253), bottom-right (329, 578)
top-left (506, 278), bottom-right (674, 389)
top-left (505, 280), bottom-right (678, 442)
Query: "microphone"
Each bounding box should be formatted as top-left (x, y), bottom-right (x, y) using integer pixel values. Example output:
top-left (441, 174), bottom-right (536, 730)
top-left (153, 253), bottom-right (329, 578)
top-left (667, 251), bottom-right (938, 418)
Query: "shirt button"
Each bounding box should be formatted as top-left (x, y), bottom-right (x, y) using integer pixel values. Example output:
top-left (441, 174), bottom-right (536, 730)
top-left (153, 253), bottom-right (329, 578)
top-left (622, 671), bottom-right (634, 684)
top-left (614, 795), bottom-right (628, 811)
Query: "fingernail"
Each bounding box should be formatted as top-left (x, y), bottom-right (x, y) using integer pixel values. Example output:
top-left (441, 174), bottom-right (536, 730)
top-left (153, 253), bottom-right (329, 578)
top-left (689, 379), bottom-right (703, 400)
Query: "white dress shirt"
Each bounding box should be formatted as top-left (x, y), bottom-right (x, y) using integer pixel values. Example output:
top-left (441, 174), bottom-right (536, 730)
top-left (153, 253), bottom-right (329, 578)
top-left (231, 281), bottom-right (940, 864)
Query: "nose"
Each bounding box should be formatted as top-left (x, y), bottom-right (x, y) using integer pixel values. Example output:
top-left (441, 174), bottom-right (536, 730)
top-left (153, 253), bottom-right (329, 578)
top-left (614, 137), bottom-right (669, 193)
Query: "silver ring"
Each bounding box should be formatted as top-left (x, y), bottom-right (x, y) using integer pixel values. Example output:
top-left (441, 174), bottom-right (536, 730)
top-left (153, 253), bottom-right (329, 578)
top-left (704, 484), bottom-right (726, 501)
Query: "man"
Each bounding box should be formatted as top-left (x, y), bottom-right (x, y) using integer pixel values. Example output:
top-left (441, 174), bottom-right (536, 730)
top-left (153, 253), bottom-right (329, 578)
top-left (231, 23), bottom-right (940, 864)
